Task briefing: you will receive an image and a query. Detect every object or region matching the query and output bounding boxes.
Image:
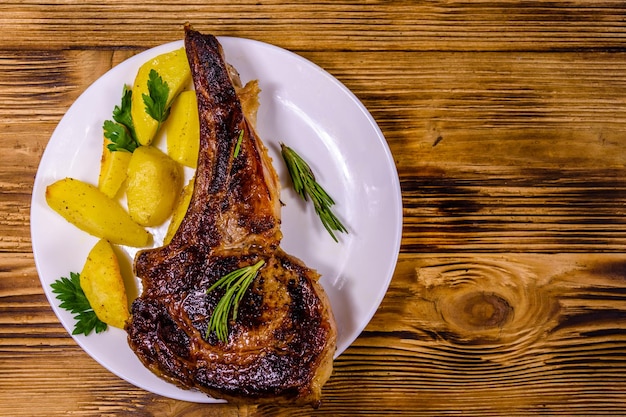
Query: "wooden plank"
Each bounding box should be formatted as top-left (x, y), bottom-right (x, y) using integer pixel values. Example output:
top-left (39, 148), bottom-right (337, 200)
top-left (0, 350), bottom-right (243, 416)
top-left (1, 1), bottom-right (626, 52)
top-left (401, 165), bottom-right (626, 253)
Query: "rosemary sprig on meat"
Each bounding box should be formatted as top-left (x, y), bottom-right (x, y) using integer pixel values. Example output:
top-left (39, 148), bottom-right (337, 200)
top-left (233, 129), bottom-right (244, 158)
top-left (205, 260), bottom-right (265, 342)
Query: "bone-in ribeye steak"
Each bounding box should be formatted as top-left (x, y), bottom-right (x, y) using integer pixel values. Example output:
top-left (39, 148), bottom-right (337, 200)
top-left (125, 26), bottom-right (337, 407)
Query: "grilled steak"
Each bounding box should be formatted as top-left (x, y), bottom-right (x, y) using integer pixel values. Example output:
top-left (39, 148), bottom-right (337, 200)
top-left (125, 26), bottom-right (337, 407)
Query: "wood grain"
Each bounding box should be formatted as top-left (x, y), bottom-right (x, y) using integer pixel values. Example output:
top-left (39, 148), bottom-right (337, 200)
top-left (2, 0), bottom-right (626, 415)
top-left (3, 1), bottom-right (626, 52)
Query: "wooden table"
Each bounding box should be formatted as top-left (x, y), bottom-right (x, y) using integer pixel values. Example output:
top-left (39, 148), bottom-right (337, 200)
top-left (3, 1), bottom-right (626, 416)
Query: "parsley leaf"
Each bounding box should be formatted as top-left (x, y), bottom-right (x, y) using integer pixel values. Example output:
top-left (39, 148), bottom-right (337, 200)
top-left (50, 272), bottom-right (107, 336)
top-left (142, 69), bottom-right (171, 128)
top-left (103, 85), bottom-right (139, 152)
top-left (103, 120), bottom-right (138, 152)
top-left (74, 310), bottom-right (108, 336)
top-left (112, 85), bottom-right (136, 140)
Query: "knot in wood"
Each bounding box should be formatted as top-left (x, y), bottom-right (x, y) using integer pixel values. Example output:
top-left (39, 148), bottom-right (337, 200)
top-left (452, 291), bottom-right (512, 330)
top-left (413, 257), bottom-right (560, 347)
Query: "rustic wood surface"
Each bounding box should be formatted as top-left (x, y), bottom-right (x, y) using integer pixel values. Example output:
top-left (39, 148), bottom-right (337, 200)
top-left (2, 1), bottom-right (626, 416)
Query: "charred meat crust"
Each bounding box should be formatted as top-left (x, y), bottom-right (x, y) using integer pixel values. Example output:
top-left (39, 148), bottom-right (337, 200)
top-left (125, 26), bottom-right (337, 407)
top-left (128, 251), bottom-right (333, 402)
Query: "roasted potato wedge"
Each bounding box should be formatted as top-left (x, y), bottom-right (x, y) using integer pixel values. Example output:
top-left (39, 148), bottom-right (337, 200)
top-left (166, 90), bottom-right (200, 168)
top-left (131, 48), bottom-right (191, 146)
top-left (126, 145), bottom-right (183, 227)
top-left (98, 138), bottom-right (132, 198)
top-left (163, 177), bottom-right (195, 244)
top-left (45, 177), bottom-right (152, 247)
top-left (80, 239), bottom-right (130, 329)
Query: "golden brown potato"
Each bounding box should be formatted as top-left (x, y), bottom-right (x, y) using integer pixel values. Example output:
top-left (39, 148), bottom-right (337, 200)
top-left (166, 90), bottom-right (200, 168)
top-left (163, 177), bottom-right (194, 244)
top-left (45, 177), bottom-right (152, 247)
top-left (98, 138), bottom-right (132, 198)
top-left (131, 48), bottom-right (191, 146)
top-left (126, 145), bottom-right (183, 227)
top-left (80, 239), bottom-right (130, 329)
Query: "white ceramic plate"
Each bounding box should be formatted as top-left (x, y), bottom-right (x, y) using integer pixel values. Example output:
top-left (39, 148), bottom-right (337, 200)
top-left (30, 37), bottom-right (402, 402)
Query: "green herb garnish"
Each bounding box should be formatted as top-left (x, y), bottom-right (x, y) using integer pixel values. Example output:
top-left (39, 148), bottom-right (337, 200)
top-left (112, 85), bottom-right (136, 138)
top-left (233, 129), bottom-right (244, 158)
top-left (103, 85), bottom-right (139, 152)
top-left (280, 143), bottom-right (348, 242)
top-left (142, 69), bottom-right (170, 130)
top-left (104, 120), bottom-right (137, 152)
top-left (206, 260), bottom-right (265, 342)
top-left (50, 272), bottom-right (107, 336)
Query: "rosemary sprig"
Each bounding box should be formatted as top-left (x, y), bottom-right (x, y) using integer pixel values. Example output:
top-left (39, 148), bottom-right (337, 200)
top-left (280, 143), bottom-right (348, 242)
top-left (233, 129), bottom-right (244, 158)
top-left (205, 259), bottom-right (265, 342)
